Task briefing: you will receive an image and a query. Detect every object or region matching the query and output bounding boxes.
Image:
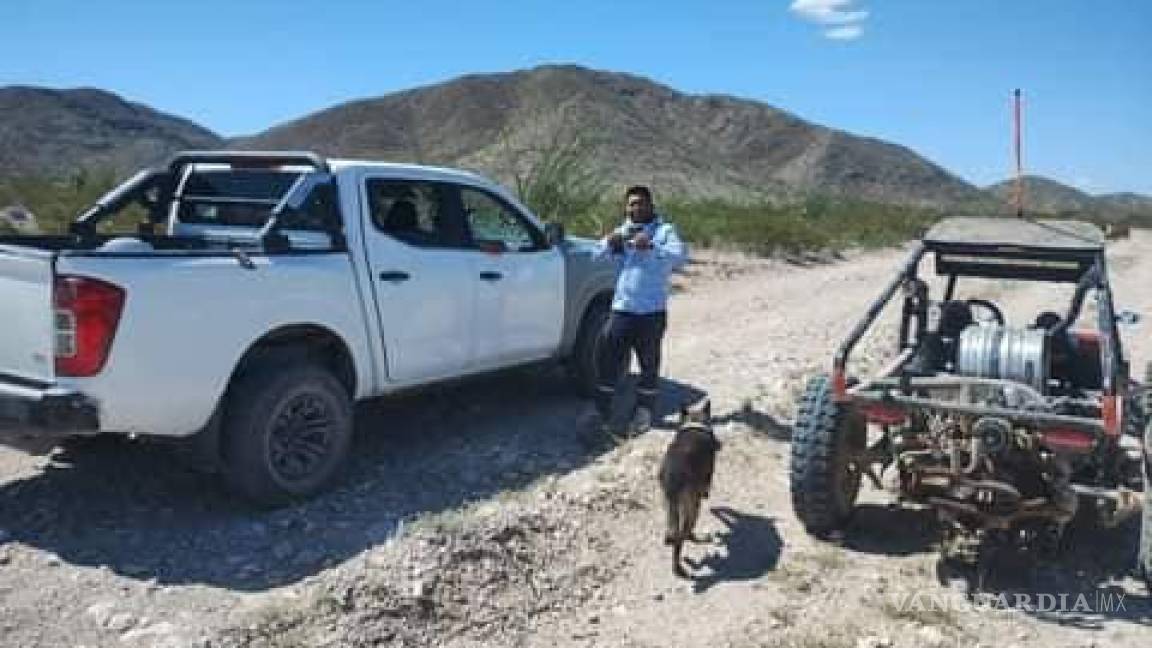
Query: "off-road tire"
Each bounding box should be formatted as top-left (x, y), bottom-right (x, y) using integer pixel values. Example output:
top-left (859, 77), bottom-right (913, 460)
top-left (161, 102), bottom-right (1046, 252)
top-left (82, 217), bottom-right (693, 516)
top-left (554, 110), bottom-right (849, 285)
top-left (1145, 361), bottom-right (1152, 414)
top-left (790, 374), bottom-right (866, 536)
top-left (569, 300), bottom-right (611, 398)
top-left (222, 358), bottom-right (354, 506)
top-left (1140, 362), bottom-right (1152, 591)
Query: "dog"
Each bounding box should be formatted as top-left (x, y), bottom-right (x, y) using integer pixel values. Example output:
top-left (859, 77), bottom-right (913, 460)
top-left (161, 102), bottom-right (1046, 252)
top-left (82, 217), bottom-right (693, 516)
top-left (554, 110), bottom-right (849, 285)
top-left (658, 398), bottom-right (720, 577)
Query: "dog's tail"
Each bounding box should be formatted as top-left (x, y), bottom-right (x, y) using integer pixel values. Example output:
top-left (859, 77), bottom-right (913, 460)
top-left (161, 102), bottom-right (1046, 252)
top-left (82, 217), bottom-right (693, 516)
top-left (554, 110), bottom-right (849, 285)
top-left (677, 489), bottom-right (702, 543)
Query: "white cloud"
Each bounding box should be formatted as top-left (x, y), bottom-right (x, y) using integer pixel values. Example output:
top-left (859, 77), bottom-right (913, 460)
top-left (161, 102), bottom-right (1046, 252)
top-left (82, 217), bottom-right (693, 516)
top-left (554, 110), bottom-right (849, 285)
top-left (824, 24), bottom-right (864, 40)
top-left (791, 0), bottom-right (869, 24)
top-left (789, 0), bottom-right (869, 40)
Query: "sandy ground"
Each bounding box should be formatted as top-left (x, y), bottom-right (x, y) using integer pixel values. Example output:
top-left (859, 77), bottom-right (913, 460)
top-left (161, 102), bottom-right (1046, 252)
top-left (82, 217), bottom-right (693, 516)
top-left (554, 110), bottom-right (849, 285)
top-left (1, 232), bottom-right (1150, 648)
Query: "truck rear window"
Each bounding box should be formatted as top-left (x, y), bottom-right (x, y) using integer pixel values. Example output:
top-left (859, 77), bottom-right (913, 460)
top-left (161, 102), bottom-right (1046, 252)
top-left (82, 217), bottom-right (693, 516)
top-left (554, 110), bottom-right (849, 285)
top-left (178, 170), bottom-right (329, 230)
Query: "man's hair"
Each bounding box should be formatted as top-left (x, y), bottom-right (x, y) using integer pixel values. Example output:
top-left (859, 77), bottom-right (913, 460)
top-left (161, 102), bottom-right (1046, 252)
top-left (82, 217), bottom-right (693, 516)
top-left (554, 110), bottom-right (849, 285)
top-left (625, 185), bottom-right (653, 203)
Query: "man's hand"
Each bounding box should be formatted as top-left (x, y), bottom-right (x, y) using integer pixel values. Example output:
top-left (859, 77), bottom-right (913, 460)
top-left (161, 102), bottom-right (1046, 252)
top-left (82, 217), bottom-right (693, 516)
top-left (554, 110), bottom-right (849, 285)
top-left (631, 230), bottom-right (652, 250)
top-left (607, 232), bottom-right (626, 253)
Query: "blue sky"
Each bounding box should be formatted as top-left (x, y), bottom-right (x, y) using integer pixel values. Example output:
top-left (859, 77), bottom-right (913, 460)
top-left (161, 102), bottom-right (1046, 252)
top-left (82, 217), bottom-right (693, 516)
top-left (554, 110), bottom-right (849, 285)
top-left (2, 0), bottom-right (1149, 194)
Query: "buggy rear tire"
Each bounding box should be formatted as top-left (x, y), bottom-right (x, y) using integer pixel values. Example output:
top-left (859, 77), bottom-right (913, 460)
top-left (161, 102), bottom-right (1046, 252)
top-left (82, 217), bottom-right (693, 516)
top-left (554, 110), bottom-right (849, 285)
top-left (1145, 361), bottom-right (1152, 415)
top-left (1140, 363), bottom-right (1152, 591)
top-left (790, 374), bottom-right (866, 536)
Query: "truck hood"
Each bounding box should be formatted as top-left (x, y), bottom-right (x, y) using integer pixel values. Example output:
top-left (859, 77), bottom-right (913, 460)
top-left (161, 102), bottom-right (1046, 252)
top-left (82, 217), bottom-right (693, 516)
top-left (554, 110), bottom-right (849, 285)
top-left (563, 236), bottom-right (601, 257)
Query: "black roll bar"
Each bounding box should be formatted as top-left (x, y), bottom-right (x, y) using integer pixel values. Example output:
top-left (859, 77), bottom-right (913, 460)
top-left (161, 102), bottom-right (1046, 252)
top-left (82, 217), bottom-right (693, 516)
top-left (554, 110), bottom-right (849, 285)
top-left (167, 150), bottom-right (329, 174)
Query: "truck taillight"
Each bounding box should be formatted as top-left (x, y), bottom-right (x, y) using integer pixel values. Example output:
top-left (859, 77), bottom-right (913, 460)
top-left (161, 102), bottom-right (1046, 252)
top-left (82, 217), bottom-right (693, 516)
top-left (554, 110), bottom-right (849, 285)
top-left (54, 276), bottom-right (125, 377)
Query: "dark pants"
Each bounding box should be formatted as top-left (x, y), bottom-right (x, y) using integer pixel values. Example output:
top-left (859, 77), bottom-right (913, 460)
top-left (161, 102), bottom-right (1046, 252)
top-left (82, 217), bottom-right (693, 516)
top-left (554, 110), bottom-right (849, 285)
top-left (594, 311), bottom-right (667, 417)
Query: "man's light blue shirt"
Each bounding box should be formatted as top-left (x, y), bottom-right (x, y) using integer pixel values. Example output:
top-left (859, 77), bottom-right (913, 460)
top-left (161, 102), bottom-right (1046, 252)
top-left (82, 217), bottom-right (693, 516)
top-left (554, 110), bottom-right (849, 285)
top-left (593, 216), bottom-right (688, 314)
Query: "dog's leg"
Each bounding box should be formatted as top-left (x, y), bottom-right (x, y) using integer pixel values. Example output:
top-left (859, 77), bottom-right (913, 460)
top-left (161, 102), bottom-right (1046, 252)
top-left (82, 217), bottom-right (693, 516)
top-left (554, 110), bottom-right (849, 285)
top-left (672, 534), bottom-right (687, 578)
top-left (663, 489), bottom-right (680, 546)
top-left (671, 489), bottom-right (693, 577)
top-left (681, 490), bottom-right (703, 543)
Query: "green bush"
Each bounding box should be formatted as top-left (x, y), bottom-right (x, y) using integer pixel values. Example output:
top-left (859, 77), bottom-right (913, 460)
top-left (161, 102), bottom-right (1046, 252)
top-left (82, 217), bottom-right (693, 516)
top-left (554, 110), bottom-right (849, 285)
top-left (0, 170), bottom-right (120, 234)
top-left (498, 127), bottom-right (942, 253)
top-left (659, 196), bottom-right (941, 255)
top-left (511, 135), bottom-right (610, 235)
top-left (4, 160), bottom-right (944, 254)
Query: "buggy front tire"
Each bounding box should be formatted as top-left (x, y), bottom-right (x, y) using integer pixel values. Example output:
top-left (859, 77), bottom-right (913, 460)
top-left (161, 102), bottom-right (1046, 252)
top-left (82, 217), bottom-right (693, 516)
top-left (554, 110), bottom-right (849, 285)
top-left (790, 374), bottom-right (866, 536)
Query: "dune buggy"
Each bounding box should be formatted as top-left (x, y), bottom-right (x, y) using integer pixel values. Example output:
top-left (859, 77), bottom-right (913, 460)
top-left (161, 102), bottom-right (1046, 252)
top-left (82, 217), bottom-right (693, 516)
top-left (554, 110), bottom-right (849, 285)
top-left (790, 217), bottom-right (1150, 587)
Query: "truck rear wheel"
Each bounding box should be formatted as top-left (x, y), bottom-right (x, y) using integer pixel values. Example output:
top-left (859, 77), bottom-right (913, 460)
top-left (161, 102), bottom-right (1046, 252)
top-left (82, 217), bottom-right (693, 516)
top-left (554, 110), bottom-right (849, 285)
top-left (790, 374), bottom-right (866, 536)
top-left (222, 359), bottom-right (353, 506)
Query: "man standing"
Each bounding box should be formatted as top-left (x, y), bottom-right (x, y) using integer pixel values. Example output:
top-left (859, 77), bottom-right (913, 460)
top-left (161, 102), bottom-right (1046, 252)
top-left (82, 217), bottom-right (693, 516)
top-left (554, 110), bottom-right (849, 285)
top-left (589, 185), bottom-right (687, 434)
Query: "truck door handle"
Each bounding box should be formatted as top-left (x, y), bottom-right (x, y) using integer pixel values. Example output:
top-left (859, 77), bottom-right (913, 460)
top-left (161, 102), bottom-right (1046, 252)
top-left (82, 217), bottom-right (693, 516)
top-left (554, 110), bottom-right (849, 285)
top-left (479, 271), bottom-right (503, 281)
top-left (379, 270), bottom-right (411, 283)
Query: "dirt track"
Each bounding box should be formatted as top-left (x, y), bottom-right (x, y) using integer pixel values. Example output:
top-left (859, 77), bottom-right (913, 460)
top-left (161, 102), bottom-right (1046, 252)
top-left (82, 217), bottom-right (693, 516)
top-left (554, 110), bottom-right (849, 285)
top-left (1, 233), bottom-right (1150, 647)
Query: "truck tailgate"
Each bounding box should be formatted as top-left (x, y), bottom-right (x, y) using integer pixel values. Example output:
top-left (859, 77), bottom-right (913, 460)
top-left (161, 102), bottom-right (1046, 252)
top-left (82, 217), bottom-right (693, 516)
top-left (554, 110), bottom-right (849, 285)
top-left (0, 245), bottom-right (55, 383)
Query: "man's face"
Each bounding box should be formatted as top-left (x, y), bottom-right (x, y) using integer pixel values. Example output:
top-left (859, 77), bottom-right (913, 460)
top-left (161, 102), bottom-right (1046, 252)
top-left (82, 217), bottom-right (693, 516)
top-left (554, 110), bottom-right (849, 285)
top-left (626, 193), bottom-right (654, 223)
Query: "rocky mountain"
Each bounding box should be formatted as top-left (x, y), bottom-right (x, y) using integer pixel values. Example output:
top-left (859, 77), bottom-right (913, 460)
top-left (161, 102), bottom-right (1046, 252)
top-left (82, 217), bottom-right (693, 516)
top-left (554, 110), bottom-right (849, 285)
top-left (986, 175), bottom-right (1152, 220)
top-left (232, 65), bottom-right (986, 207)
top-left (1096, 192), bottom-right (1152, 216)
top-left (5, 67), bottom-right (1147, 215)
top-left (0, 86), bottom-right (223, 179)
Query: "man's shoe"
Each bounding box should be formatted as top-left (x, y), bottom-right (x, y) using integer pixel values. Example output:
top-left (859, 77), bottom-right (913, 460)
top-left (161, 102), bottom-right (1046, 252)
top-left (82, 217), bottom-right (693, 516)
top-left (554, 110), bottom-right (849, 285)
top-left (629, 406), bottom-right (653, 435)
top-left (580, 404), bottom-right (610, 434)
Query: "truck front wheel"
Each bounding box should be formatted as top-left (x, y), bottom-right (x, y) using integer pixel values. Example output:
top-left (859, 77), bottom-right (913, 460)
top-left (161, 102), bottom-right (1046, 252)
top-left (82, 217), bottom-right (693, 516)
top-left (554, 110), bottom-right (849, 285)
top-left (569, 300), bottom-right (611, 397)
top-left (221, 359), bottom-right (354, 506)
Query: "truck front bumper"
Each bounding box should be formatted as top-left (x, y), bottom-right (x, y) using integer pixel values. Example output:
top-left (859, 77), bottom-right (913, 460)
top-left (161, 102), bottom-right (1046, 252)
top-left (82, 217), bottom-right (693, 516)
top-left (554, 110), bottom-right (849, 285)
top-left (0, 378), bottom-right (99, 454)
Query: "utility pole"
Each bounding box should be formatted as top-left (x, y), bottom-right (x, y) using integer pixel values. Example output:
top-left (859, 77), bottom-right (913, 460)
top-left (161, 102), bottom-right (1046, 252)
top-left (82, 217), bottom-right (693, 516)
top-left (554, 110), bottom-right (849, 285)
top-left (1013, 88), bottom-right (1025, 219)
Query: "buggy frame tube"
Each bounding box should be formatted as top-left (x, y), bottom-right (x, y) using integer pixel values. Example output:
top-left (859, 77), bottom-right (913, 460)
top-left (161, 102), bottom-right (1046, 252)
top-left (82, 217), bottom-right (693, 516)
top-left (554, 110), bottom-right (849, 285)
top-left (833, 242), bottom-right (926, 398)
top-left (853, 390), bottom-right (1107, 436)
top-left (1093, 253), bottom-right (1122, 435)
top-left (943, 274), bottom-right (958, 301)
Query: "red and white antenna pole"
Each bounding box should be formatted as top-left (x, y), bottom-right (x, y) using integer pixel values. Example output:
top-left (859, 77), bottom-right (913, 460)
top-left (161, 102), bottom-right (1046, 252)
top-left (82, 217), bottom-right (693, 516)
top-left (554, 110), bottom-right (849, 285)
top-left (1013, 88), bottom-right (1024, 219)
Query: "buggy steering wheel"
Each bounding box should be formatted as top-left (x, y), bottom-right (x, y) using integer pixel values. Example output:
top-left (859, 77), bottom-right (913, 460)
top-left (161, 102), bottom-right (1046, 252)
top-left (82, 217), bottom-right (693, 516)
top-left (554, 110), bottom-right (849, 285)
top-left (965, 298), bottom-right (1005, 326)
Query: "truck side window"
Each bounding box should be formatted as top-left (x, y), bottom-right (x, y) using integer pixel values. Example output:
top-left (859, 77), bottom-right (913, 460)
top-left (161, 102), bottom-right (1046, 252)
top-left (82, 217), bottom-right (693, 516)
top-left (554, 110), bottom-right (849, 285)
top-left (367, 179), bottom-right (462, 247)
top-left (460, 188), bottom-right (544, 253)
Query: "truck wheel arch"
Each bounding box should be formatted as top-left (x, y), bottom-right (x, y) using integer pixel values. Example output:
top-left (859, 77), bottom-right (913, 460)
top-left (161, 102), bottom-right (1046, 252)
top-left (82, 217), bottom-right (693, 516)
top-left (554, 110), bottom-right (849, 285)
top-left (569, 291), bottom-right (612, 352)
top-left (230, 324), bottom-right (358, 396)
top-left (188, 324), bottom-right (359, 477)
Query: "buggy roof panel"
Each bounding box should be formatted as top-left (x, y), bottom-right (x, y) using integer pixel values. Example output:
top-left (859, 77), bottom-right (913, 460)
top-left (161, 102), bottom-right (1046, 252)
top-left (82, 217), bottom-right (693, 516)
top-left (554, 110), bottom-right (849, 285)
top-left (924, 218), bottom-right (1104, 282)
top-left (923, 217), bottom-right (1104, 253)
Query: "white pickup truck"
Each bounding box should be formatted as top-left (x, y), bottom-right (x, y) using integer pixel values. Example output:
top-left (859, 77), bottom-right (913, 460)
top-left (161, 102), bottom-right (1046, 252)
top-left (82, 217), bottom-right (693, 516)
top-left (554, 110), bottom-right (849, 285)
top-left (0, 151), bottom-right (617, 503)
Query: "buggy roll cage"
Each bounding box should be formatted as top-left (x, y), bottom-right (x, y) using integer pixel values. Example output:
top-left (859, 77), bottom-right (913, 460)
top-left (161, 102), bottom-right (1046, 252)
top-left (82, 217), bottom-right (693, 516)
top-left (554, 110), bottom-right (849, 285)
top-left (69, 151), bottom-right (343, 251)
top-left (829, 221), bottom-right (1125, 436)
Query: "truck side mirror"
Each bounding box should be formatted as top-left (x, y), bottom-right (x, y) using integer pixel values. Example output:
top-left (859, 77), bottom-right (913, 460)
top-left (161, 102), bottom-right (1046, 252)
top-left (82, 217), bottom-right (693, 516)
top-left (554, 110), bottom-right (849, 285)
top-left (545, 222), bottom-right (566, 248)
